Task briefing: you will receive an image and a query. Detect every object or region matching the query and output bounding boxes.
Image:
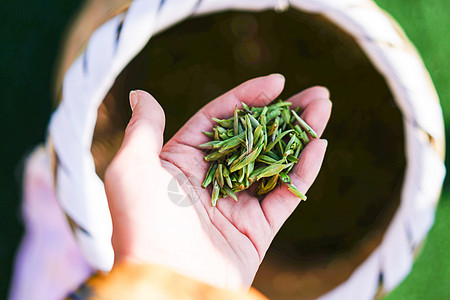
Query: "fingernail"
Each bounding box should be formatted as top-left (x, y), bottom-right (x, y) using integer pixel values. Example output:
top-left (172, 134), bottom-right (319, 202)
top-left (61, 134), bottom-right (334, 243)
top-left (272, 73), bottom-right (285, 81)
top-left (129, 90), bottom-right (139, 111)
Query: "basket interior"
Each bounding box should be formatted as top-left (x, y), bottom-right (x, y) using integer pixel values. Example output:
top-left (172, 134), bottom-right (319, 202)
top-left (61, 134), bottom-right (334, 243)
top-left (92, 8), bottom-right (406, 298)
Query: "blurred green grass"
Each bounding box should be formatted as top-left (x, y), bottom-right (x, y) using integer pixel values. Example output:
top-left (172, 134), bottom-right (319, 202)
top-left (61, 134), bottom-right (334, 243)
top-left (0, 0), bottom-right (448, 299)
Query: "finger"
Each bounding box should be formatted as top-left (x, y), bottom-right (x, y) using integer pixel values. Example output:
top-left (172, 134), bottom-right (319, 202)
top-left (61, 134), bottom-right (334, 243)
top-left (261, 87), bottom-right (331, 232)
top-left (287, 86), bottom-right (330, 108)
top-left (202, 73), bottom-right (285, 119)
top-left (105, 90), bottom-right (168, 260)
top-left (120, 90), bottom-right (166, 156)
top-left (168, 74), bottom-right (285, 148)
top-left (261, 139), bottom-right (328, 233)
top-left (287, 86), bottom-right (332, 139)
top-left (298, 98), bottom-right (332, 138)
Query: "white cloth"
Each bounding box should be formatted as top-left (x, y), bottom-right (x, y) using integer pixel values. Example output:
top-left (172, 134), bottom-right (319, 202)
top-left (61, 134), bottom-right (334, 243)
top-left (9, 147), bottom-right (92, 300)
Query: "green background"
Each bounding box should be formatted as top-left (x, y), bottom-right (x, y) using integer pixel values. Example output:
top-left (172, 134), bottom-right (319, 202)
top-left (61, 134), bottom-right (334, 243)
top-left (0, 0), bottom-right (448, 299)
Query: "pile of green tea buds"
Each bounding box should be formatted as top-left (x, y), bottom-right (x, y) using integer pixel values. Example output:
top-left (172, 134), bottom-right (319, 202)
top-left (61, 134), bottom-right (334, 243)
top-left (198, 100), bottom-right (317, 207)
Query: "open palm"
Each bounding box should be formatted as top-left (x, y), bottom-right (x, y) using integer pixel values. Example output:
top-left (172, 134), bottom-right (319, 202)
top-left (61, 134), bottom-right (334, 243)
top-left (105, 74), bottom-right (331, 290)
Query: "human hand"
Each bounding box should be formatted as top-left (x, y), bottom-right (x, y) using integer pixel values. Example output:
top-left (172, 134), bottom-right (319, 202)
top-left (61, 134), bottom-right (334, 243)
top-left (104, 74), bottom-right (332, 290)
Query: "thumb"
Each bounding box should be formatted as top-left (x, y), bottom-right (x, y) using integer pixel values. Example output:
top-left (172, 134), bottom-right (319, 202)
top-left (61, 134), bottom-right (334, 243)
top-left (121, 90), bottom-right (166, 156)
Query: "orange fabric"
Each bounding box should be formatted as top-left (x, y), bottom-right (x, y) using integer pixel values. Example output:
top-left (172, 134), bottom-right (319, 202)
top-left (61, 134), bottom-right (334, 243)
top-left (75, 263), bottom-right (267, 300)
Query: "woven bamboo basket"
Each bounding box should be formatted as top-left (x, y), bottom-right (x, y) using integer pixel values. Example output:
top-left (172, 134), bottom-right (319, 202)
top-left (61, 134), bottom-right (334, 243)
top-left (45, 0), bottom-right (445, 299)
